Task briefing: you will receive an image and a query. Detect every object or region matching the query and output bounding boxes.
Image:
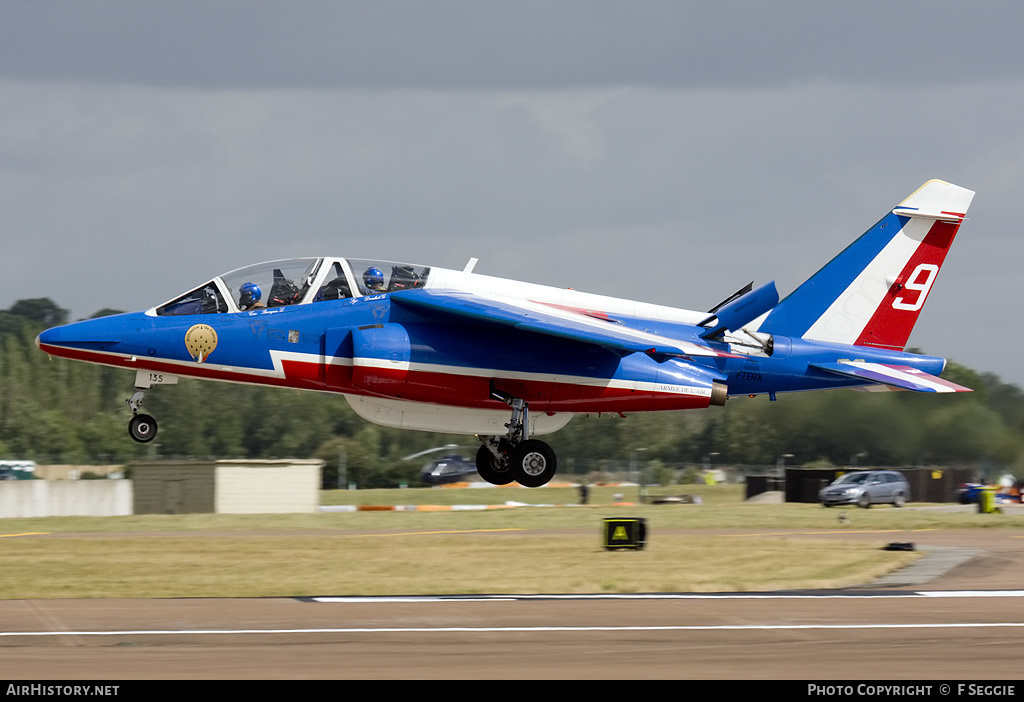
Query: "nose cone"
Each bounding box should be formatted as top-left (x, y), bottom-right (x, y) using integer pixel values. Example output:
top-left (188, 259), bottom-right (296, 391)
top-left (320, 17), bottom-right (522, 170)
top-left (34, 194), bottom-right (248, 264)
top-left (36, 322), bottom-right (68, 350)
top-left (36, 312), bottom-right (153, 361)
top-left (36, 316), bottom-right (122, 351)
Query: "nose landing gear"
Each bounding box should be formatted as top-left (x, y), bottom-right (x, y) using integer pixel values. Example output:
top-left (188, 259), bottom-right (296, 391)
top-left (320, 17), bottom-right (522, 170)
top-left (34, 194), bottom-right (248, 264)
top-left (125, 372), bottom-right (177, 443)
top-left (126, 387), bottom-right (158, 443)
top-left (128, 413), bottom-right (158, 443)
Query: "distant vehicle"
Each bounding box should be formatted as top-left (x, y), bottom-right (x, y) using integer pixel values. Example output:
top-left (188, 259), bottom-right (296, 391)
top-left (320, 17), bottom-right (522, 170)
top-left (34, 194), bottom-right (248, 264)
top-left (420, 455), bottom-right (478, 485)
top-left (957, 481), bottom-right (1023, 505)
top-left (956, 483), bottom-right (985, 505)
top-left (819, 470), bottom-right (910, 508)
top-left (0, 460), bottom-right (37, 480)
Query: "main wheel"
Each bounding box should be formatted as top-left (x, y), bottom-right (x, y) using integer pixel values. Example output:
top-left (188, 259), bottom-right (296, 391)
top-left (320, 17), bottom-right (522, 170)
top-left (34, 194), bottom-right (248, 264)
top-left (510, 439), bottom-right (557, 488)
top-left (128, 414), bottom-right (158, 443)
top-left (475, 444), bottom-right (515, 485)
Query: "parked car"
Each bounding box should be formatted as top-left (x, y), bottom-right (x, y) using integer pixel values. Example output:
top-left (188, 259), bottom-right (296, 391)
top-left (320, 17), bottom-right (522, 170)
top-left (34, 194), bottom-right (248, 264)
top-left (819, 470), bottom-right (910, 508)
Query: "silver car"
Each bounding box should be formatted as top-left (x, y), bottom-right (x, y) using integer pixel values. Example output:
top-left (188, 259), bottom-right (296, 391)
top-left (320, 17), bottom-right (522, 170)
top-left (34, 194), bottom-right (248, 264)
top-left (819, 470), bottom-right (910, 508)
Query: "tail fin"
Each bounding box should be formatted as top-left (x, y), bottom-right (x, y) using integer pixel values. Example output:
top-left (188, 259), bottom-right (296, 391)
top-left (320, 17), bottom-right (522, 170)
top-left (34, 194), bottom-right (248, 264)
top-left (758, 180), bottom-right (974, 350)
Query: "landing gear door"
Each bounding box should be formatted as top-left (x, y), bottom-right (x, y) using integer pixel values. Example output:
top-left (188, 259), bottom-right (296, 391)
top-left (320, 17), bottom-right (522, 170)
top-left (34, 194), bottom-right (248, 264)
top-left (134, 370), bottom-right (179, 388)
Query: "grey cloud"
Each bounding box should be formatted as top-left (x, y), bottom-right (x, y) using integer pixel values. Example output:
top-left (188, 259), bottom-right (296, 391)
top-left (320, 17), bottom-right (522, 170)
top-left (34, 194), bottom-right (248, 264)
top-left (2, 3), bottom-right (1024, 388)
top-left (3, 1), bottom-right (1024, 89)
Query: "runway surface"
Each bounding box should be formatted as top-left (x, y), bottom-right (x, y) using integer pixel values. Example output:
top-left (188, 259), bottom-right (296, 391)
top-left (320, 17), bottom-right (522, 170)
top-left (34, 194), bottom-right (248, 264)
top-left (2, 528), bottom-right (1024, 680)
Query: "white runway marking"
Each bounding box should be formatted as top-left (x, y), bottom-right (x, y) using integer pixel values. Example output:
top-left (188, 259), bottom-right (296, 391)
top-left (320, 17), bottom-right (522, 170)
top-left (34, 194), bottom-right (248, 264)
top-left (4, 622), bottom-right (1024, 638)
top-left (311, 590), bottom-right (1024, 602)
top-left (5, 592), bottom-right (1023, 639)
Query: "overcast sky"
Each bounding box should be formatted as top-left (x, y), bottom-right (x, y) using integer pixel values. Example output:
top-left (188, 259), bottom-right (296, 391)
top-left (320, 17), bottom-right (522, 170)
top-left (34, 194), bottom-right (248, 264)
top-left (3, 2), bottom-right (1023, 386)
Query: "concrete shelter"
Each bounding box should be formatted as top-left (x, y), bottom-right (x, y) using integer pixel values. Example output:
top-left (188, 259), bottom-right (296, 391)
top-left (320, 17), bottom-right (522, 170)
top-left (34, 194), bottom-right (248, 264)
top-left (131, 459), bottom-right (323, 514)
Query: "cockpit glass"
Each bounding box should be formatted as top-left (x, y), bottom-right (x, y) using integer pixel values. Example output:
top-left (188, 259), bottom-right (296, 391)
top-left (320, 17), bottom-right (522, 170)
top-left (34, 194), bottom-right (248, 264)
top-left (153, 257), bottom-right (432, 315)
top-left (313, 262), bottom-right (352, 302)
top-left (348, 259), bottom-right (431, 295)
top-left (220, 259), bottom-right (321, 311)
top-left (155, 282), bottom-right (227, 316)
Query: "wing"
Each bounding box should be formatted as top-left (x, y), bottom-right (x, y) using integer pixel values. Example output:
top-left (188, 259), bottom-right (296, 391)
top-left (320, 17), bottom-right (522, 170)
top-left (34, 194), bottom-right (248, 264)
top-left (390, 289), bottom-right (738, 359)
top-left (810, 360), bottom-right (971, 393)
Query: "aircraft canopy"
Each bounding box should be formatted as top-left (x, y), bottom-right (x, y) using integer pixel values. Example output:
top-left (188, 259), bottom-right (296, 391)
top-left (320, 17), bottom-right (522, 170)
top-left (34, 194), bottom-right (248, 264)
top-left (153, 257), bottom-right (431, 316)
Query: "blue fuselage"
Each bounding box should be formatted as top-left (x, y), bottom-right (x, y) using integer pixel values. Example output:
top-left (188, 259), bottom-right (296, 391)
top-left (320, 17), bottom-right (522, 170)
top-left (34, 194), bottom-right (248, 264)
top-left (37, 293), bottom-right (948, 416)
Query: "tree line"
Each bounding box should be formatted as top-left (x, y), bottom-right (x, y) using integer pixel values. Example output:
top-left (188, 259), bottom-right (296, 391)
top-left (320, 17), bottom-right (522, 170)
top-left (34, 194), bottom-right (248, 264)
top-left (2, 298), bottom-right (1021, 486)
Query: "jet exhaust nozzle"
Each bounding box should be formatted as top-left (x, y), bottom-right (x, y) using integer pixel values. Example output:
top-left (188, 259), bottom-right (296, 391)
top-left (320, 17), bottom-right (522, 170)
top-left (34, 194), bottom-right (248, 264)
top-left (711, 381), bottom-right (728, 406)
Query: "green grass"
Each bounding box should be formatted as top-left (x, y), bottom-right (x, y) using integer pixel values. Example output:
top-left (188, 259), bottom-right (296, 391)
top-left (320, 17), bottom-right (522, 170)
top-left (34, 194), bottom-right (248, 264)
top-left (0, 484), bottom-right (1016, 599)
top-left (0, 533), bottom-right (915, 599)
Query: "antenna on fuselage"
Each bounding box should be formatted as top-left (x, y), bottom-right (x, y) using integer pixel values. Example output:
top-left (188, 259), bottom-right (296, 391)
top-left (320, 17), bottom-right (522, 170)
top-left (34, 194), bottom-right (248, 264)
top-left (463, 257), bottom-right (479, 273)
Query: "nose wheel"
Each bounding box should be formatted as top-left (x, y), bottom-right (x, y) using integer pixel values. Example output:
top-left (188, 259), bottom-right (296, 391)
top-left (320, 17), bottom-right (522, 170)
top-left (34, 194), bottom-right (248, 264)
top-left (126, 387), bottom-right (158, 443)
top-left (128, 413), bottom-right (158, 443)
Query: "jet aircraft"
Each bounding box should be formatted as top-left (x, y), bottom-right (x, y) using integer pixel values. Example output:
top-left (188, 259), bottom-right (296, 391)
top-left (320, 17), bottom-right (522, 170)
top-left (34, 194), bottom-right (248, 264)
top-left (37, 179), bottom-right (974, 488)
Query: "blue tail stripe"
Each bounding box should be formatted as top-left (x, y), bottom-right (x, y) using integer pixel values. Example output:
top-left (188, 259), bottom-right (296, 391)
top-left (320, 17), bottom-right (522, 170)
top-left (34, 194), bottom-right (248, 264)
top-left (759, 213), bottom-right (907, 338)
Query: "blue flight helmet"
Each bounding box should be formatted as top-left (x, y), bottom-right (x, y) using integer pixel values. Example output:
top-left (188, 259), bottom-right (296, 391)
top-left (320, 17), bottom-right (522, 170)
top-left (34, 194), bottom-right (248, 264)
top-left (363, 267), bottom-right (385, 292)
top-left (238, 281), bottom-right (262, 310)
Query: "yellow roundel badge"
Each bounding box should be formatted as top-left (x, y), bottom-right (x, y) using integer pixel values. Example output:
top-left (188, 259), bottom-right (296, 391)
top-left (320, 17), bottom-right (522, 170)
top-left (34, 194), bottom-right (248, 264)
top-left (184, 324), bottom-right (218, 363)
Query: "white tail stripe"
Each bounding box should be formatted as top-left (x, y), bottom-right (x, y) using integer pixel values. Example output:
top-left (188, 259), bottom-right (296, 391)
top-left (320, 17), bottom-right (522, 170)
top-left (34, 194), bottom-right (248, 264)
top-left (801, 218), bottom-right (928, 344)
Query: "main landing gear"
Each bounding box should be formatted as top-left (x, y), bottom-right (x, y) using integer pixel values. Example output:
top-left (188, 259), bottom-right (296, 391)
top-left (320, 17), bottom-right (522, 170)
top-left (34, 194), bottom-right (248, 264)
top-left (475, 394), bottom-right (557, 488)
top-left (126, 387), bottom-right (158, 443)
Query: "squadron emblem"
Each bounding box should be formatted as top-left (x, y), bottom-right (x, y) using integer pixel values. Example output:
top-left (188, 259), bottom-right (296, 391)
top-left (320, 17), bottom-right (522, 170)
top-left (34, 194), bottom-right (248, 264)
top-left (184, 324), bottom-right (218, 363)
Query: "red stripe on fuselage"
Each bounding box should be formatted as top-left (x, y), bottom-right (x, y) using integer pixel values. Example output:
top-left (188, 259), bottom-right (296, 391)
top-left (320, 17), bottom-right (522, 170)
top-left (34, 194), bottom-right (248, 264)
top-left (40, 343), bottom-right (713, 413)
top-left (346, 364), bottom-right (712, 412)
top-left (38, 343), bottom-right (326, 392)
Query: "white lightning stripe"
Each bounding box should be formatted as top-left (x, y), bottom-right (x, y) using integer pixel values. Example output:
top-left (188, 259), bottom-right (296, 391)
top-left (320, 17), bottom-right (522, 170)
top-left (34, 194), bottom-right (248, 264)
top-left (267, 349), bottom-right (322, 377)
top-left (49, 346), bottom-right (713, 399)
top-left (40, 344), bottom-right (298, 381)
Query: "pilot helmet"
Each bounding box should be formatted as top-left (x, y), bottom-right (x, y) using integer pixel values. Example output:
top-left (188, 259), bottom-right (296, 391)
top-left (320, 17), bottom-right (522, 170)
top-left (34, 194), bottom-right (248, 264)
top-left (363, 267), bottom-right (385, 292)
top-left (239, 282), bottom-right (262, 309)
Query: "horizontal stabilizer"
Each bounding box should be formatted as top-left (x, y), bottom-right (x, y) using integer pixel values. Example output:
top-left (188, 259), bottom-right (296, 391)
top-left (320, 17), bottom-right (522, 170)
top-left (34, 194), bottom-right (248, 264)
top-left (891, 179), bottom-right (971, 222)
top-left (810, 361), bottom-right (971, 393)
top-left (700, 281), bottom-right (779, 339)
top-left (890, 206), bottom-right (967, 222)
